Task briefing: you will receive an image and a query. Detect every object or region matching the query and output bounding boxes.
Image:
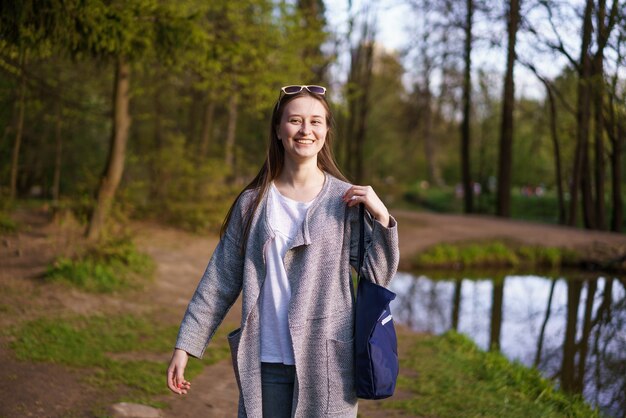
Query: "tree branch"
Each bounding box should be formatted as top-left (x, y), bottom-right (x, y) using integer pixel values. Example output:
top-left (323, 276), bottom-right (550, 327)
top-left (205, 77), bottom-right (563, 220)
top-left (516, 56), bottom-right (576, 115)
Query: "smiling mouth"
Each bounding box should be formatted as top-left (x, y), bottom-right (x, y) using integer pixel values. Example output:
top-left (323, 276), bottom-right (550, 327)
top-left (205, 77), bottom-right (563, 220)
top-left (295, 139), bottom-right (314, 144)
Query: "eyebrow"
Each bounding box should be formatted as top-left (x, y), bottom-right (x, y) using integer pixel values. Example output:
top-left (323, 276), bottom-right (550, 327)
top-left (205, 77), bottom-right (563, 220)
top-left (286, 113), bottom-right (325, 118)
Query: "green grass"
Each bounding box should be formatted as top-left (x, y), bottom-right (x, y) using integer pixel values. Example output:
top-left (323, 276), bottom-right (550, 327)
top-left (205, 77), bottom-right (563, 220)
top-left (46, 236), bottom-right (155, 293)
top-left (414, 241), bottom-right (580, 269)
top-left (387, 331), bottom-right (599, 418)
top-left (9, 314), bottom-right (232, 407)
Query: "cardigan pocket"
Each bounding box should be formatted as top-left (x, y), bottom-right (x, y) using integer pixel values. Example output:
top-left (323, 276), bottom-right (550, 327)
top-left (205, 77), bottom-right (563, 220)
top-left (227, 328), bottom-right (243, 393)
top-left (326, 337), bottom-right (357, 414)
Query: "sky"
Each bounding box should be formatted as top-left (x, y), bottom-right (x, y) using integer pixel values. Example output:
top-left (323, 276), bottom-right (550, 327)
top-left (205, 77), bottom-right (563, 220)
top-left (323, 0), bottom-right (579, 100)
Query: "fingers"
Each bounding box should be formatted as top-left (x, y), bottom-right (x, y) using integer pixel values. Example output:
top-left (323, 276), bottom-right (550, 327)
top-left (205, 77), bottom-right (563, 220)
top-left (342, 185), bottom-right (372, 207)
top-left (343, 185), bottom-right (390, 227)
top-left (176, 369), bottom-right (191, 394)
top-left (167, 365), bottom-right (191, 395)
top-left (167, 366), bottom-right (180, 394)
top-left (167, 350), bottom-right (191, 395)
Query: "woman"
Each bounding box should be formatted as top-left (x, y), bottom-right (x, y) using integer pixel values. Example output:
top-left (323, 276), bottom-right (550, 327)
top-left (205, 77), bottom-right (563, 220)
top-left (167, 85), bottom-right (399, 417)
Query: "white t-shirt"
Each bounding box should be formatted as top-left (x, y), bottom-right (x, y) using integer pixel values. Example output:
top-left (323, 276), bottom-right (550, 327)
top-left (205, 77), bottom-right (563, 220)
top-left (260, 183), bottom-right (314, 365)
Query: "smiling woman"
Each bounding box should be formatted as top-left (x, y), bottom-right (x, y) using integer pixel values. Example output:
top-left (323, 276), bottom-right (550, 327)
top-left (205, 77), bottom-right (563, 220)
top-left (166, 85), bottom-right (400, 417)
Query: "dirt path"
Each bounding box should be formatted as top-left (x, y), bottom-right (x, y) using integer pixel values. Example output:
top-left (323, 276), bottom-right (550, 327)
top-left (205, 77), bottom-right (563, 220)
top-left (1, 207), bottom-right (625, 417)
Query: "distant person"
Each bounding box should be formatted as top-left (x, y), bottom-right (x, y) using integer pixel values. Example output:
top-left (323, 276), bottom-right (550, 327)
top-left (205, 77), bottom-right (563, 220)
top-left (166, 85), bottom-right (399, 417)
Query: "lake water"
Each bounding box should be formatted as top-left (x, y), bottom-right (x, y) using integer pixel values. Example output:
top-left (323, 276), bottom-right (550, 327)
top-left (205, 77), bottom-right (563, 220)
top-left (389, 272), bottom-right (626, 417)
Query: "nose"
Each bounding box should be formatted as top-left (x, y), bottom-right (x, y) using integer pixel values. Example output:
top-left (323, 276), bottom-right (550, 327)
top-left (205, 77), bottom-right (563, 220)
top-left (299, 122), bottom-right (311, 135)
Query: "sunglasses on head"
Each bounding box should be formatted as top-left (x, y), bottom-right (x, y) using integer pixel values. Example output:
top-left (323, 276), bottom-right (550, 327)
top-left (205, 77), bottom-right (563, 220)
top-left (280, 85), bottom-right (327, 95)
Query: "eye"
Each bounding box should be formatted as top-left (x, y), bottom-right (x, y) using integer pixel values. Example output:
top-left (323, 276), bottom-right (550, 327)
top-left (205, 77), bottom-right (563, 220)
top-left (312, 119), bottom-right (323, 125)
top-left (289, 118), bottom-right (302, 124)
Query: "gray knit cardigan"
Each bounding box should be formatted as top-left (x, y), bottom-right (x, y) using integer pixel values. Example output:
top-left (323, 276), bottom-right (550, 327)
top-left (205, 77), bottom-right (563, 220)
top-left (175, 174), bottom-right (400, 417)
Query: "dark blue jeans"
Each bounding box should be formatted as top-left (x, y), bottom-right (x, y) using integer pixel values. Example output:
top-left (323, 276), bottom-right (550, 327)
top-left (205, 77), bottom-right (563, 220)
top-left (261, 362), bottom-right (296, 417)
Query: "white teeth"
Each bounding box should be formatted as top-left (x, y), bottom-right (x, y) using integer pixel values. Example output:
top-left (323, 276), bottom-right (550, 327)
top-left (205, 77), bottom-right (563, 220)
top-left (296, 139), bottom-right (314, 144)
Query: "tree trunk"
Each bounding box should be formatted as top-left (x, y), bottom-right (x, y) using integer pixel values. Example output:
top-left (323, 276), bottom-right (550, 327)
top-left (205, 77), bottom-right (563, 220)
top-left (496, 0), bottom-right (520, 218)
top-left (460, 0), bottom-right (474, 214)
top-left (345, 19), bottom-right (375, 183)
top-left (421, 57), bottom-right (443, 187)
top-left (224, 93), bottom-right (239, 175)
top-left (52, 101), bottom-right (63, 202)
top-left (451, 279), bottom-right (462, 331)
top-left (593, 0), bottom-right (607, 230)
top-left (568, 0), bottom-right (594, 228)
top-left (186, 88), bottom-right (201, 148)
top-left (592, 75), bottom-right (606, 230)
top-left (86, 57), bottom-right (132, 241)
top-left (354, 41), bottom-right (374, 184)
top-left (10, 50), bottom-right (27, 200)
top-left (149, 84), bottom-right (164, 201)
top-left (604, 65), bottom-right (622, 233)
top-left (545, 85), bottom-right (566, 224)
top-left (581, 140), bottom-right (595, 228)
top-left (489, 278), bottom-right (504, 351)
top-left (575, 279), bottom-right (597, 392)
top-left (199, 98), bottom-right (216, 159)
top-left (561, 279), bottom-right (582, 392)
top-left (611, 120), bottom-right (623, 232)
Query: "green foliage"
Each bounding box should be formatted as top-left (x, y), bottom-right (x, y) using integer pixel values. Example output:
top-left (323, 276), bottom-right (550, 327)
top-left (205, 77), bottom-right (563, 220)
top-left (404, 185), bottom-right (463, 213)
top-left (405, 184), bottom-right (626, 230)
top-left (10, 314), bottom-right (231, 404)
top-left (124, 132), bottom-right (239, 233)
top-left (0, 211), bottom-right (18, 234)
top-left (46, 236), bottom-right (154, 292)
top-left (414, 241), bottom-right (579, 269)
top-left (388, 331), bottom-right (599, 417)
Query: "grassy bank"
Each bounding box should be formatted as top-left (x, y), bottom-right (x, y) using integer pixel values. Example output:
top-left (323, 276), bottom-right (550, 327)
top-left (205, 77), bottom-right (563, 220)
top-left (7, 313), bottom-right (232, 411)
top-left (385, 330), bottom-right (598, 418)
top-left (413, 240), bottom-right (580, 270)
top-left (8, 315), bottom-right (597, 417)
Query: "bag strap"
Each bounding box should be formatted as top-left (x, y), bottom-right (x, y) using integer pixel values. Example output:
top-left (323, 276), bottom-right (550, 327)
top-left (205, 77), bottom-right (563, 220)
top-left (354, 201), bottom-right (369, 294)
top-left (351, 203), bottom-right (366, 337)
top-left (357, 203), bottom-right (365, 284)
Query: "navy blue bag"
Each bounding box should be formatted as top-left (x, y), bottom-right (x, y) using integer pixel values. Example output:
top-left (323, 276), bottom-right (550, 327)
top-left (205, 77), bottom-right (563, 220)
top-left (353, 204), bottom-right (399, 399)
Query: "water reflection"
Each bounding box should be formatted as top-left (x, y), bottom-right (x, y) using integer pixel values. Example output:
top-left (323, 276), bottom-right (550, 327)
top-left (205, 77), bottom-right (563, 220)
top-left (390, 273), bottom-right (626, 417)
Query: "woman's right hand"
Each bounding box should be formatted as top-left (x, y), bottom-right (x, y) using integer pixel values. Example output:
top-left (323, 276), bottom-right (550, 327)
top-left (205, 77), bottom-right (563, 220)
top-left (167, 348), bottom-right (191, 395)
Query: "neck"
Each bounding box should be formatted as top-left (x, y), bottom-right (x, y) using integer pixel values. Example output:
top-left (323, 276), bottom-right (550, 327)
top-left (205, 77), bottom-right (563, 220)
top-left (277, 157), bottom-right (324, 188)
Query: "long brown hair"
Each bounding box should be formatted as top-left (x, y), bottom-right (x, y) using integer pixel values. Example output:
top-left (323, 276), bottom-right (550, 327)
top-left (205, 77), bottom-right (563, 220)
top-left (220, 88), bottom-right (348, 249)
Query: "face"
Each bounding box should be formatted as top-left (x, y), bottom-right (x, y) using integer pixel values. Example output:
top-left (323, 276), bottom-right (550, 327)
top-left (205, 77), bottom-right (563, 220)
top-left (276, 96), bottom-right (329, 164)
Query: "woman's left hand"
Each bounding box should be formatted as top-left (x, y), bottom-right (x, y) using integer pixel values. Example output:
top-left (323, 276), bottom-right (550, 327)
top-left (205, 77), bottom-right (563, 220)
top-left (343, 185), bottom-right (390, 227)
